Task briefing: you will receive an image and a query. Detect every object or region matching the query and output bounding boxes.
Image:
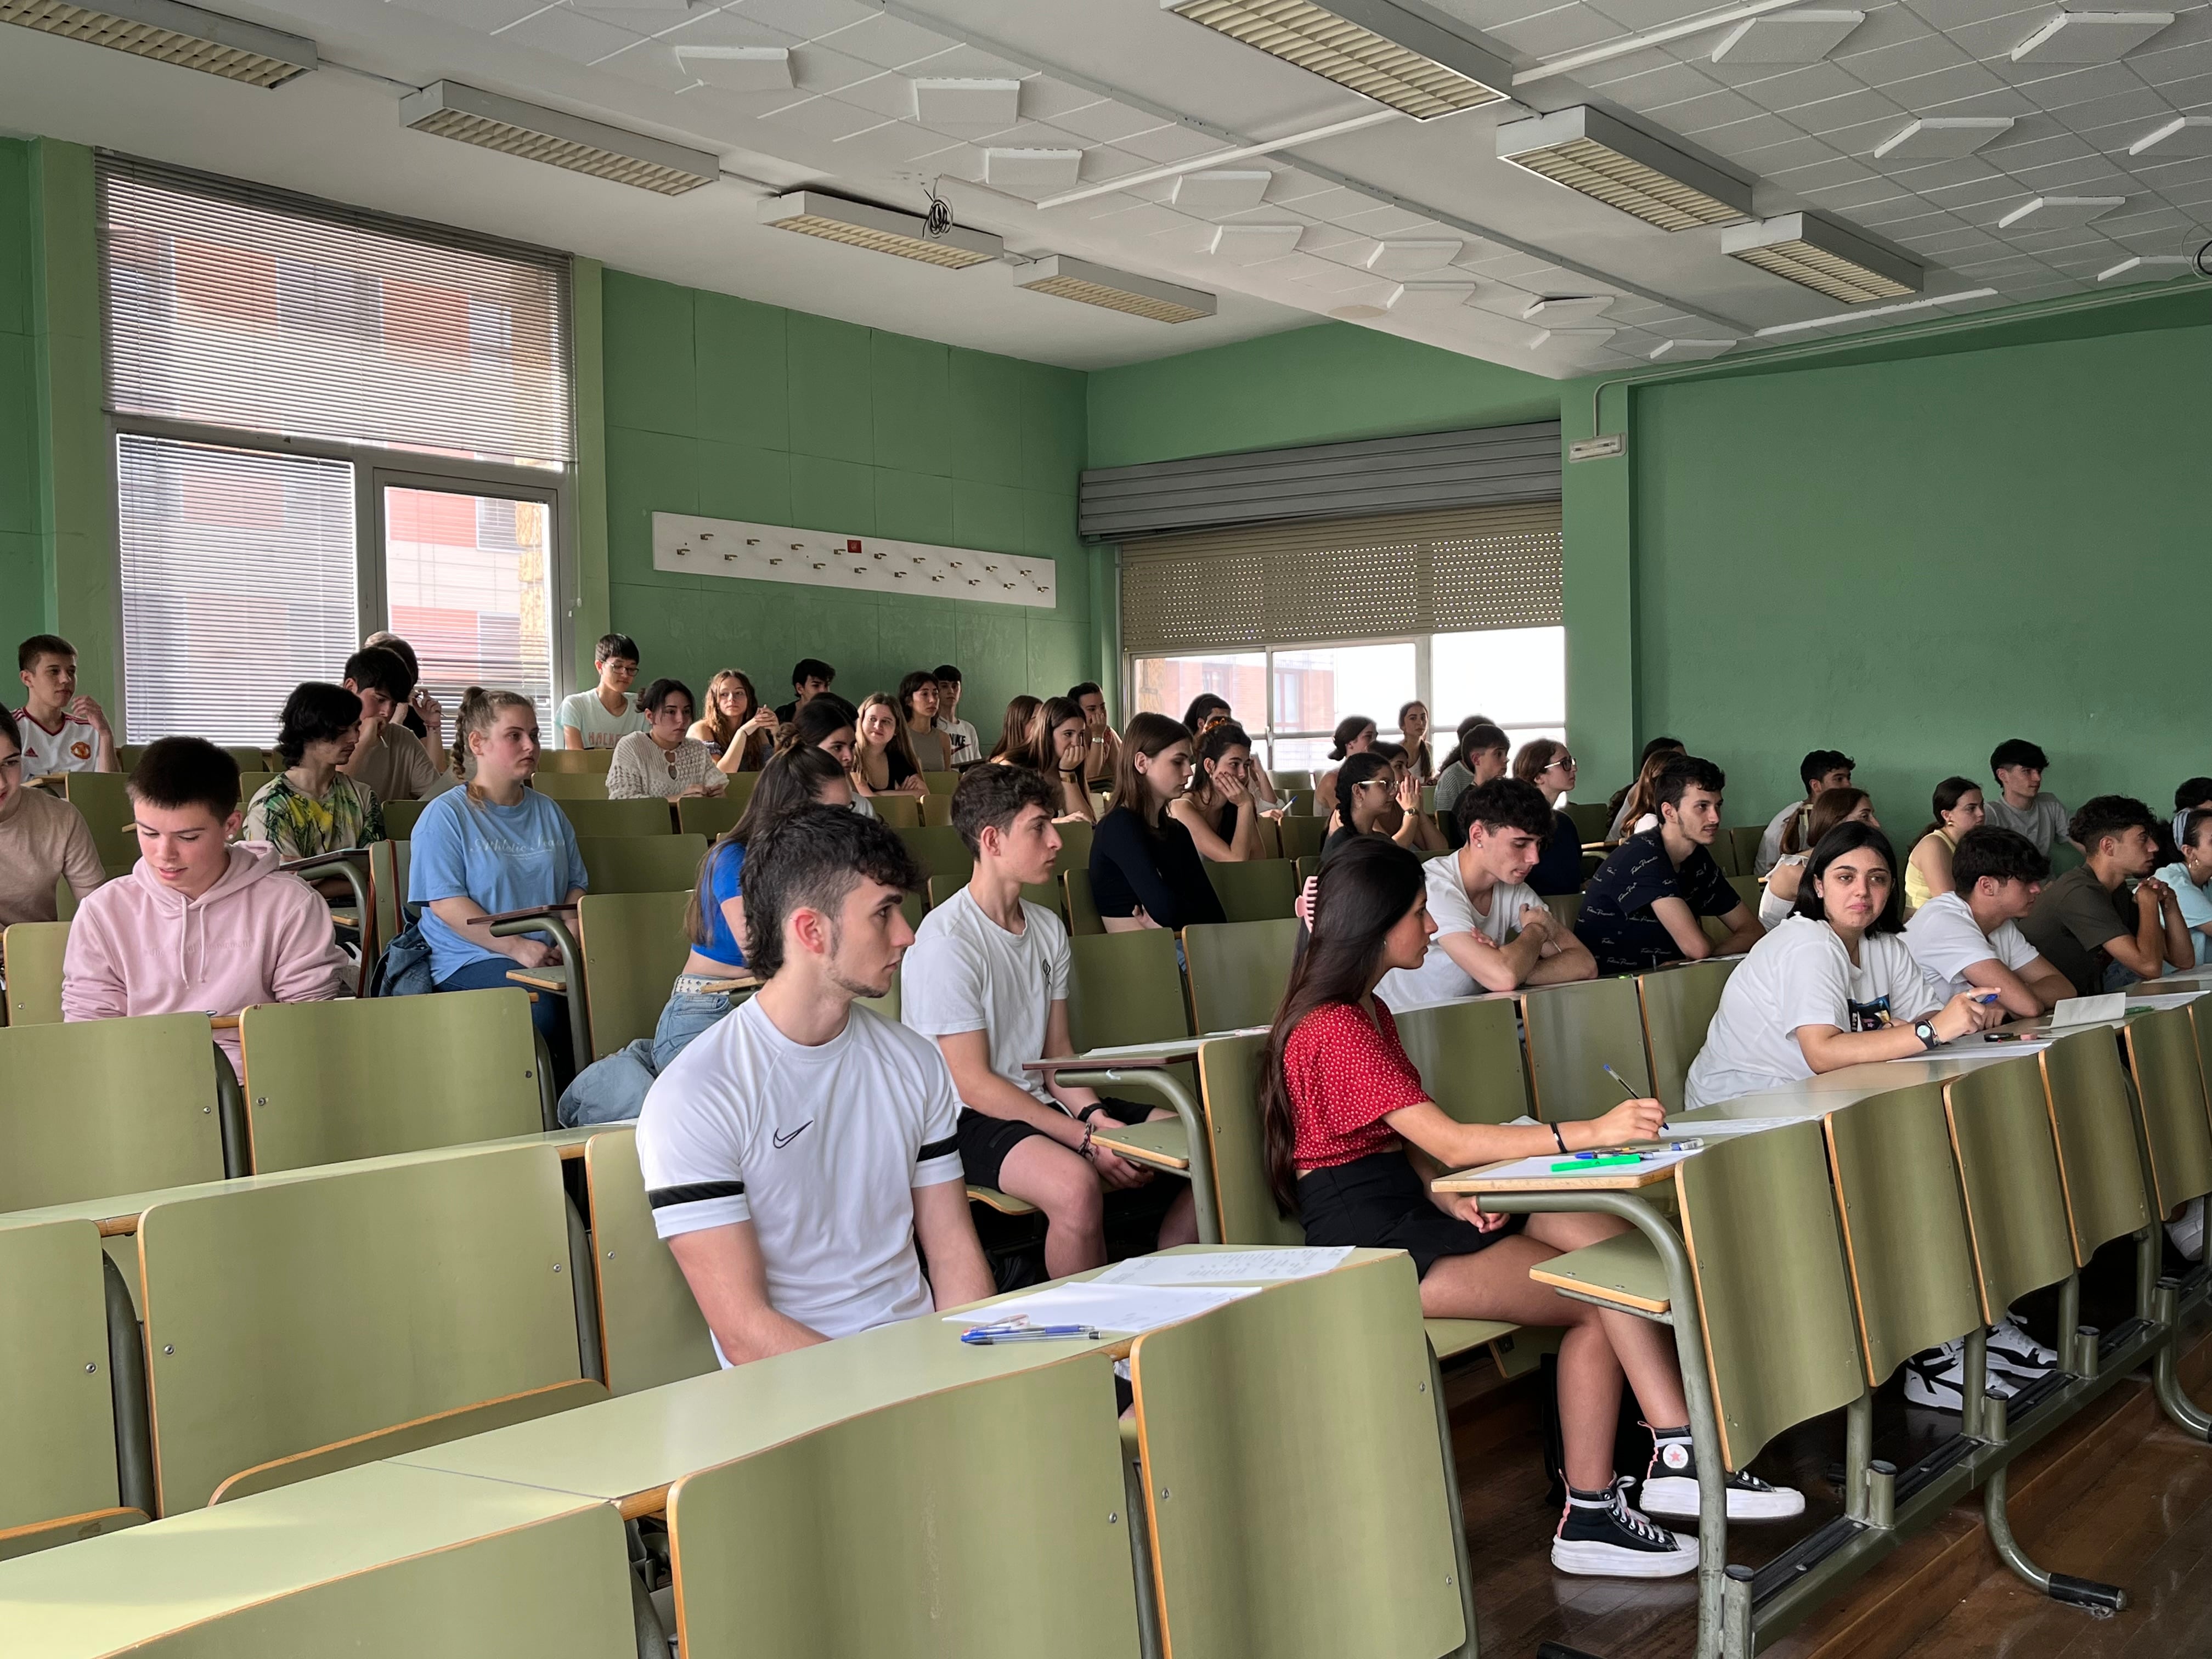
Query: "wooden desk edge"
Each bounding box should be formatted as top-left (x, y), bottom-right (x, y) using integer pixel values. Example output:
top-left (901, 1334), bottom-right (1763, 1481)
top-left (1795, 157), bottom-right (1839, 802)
top-left (1432, 1161), bottom-right (1677, 1193)
top-left (1089, 1131), bottom-right (1190, 1171)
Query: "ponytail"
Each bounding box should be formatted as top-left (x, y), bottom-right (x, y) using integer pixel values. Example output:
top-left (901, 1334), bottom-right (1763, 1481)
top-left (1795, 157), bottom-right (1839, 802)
top-left (451, 686), bottom-right (534, 801)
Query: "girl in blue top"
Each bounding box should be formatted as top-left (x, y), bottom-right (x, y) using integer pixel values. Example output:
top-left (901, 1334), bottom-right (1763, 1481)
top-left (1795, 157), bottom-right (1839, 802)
top-left (408, 688), bottom-right (586, 1060)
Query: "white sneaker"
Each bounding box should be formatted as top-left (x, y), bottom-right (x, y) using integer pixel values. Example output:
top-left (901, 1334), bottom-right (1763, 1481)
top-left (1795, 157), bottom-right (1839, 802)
top-left (1903, 1340), bottom-right (2016, 1411)
top-left (1551, 1477), bottom-right (1699, 1578)
top-left (2169, 1197), bottom-right (2205, 1262)
top-left (1639, 1434), bottom-right (1806, 1521)
top-left (1985, 1318), bottom-right (2059, 1380)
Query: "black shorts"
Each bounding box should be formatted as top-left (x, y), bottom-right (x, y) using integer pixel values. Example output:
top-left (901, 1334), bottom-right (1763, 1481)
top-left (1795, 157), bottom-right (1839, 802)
top-left (1296, 1150), bottom-right (1522, 1280)
top-left (956, 1099), bottom-right (1161, 1194)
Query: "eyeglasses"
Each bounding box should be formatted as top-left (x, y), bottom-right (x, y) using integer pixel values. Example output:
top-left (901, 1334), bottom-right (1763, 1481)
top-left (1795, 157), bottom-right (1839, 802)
top-left (1545, 755), bottom-right (1576, 771)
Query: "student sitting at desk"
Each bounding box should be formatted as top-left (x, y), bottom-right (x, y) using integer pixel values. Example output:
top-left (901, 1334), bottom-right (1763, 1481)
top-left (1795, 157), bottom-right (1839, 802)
top-left (1904, 827), bottom-right (2069, 1017)
top-left (1090, 713), bottom-right (1226, 934)
top-left (637, 806), bottom-right (994, 1367)
top-left (1376, 778), bottom-right (1594, 1003)
top-left (2019, 795), bottom-right (2192, 996)
top-left (904, 766), bottom-right (1197, 1277)
top-left (1575, 757), bottom-right (1762, 976)
top-left (1683, 822), bottom-right (2001, 1111)
top-left (1264, 837), bottom-right (1803, 1578)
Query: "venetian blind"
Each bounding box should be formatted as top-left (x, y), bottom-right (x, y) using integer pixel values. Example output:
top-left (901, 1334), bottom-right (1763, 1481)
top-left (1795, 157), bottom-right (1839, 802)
top-left (1120, 501), bottom-right (1562, 655)
top-left (99, 154), bottom-right (572, 466)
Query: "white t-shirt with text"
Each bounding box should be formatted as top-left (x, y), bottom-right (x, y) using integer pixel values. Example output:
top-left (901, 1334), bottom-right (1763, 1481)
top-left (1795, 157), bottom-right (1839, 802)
top-left (1904, 891), bottom-right (2044, 1000)
top-left (1684, 917), bottom-right (1942, 1109)
top-left (557, 689), bottom-right (647, 749)
top-left (900, 887), bottom-right (1069, 1107)
top-left (12, 708), bottom-right (102, 777)
top-left (1378, 852), bottom-right (1549, 1007)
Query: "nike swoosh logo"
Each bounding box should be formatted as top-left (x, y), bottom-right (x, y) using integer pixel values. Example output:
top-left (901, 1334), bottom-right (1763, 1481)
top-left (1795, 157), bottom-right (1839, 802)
top-left (771, 1122), bottom-right (813, 1150)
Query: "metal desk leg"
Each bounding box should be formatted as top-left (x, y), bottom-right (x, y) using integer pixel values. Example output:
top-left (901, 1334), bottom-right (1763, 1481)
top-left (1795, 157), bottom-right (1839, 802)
top-left (1055, 1066), bottom-right (1220, 1245)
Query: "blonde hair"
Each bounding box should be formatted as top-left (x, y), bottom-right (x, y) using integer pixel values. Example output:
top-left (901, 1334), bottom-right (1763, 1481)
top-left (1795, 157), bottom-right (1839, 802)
top-left (699, 668), bottom-right (758, 752)
top-left (854, 691), bottom-right (920, 787)
top-left (452, 687), bottom-right (537, 799)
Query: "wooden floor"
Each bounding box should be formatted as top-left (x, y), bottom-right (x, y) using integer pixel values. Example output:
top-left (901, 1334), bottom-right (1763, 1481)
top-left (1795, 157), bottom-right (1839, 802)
top-left (1446, 1316), bottom-right (2212, 1659)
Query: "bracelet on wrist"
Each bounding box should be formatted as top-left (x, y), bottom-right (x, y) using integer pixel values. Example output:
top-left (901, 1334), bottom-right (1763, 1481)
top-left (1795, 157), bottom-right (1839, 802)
top-left (1077, 1104), bottom-right (1105, 1124)
top-left (1550, 1124), bottom-right (1568, 1154)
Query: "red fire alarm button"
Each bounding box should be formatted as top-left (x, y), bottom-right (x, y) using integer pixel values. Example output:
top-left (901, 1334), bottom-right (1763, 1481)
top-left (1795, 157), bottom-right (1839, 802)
top-left (847, 539), bottom-right (862, 554)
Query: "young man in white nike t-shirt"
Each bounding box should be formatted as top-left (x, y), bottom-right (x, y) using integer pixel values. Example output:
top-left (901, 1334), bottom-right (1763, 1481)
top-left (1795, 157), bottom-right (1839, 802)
top-left (1903, 826), bottom-right (2070, 1017)
top-left (636, 805), bottom-right (993, 1367)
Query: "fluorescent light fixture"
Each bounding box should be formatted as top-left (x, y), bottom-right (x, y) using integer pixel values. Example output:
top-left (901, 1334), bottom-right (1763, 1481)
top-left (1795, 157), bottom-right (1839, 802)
top-left (1996, 194), bottom-right (2123, 228)
top-left (913, 78), bottom-right (1019, 131)
top-left (1366, 239), bottom-right (1460, 276)
top-left (1872, 116), bottom-right (2013, 160)
top-left (1752, 286), bottom-right (1995, 336)
top-left (759, 191), bottom-right (1003, 268)
top-left (1389, 281), bottom-right (1476, 312)
top-left (1160, 0), bottom-right (1508, 120)
top-left (1522, 294), bottom-right (1612, 324)
top-left (675, 46), bottom-right (792, 92)
top-left (2010, 9), bottom-right (2172, 62)
top-left (1208, 223), bottom-right (1305, 262)
top-left (1723, 212), bottom-right (1920, 302)
top-left (2097, 254), bottom-right (2194, 281)
top-left (2130, 115), bottom-right (2212, 156)
top-left (1171, 170), bottom-right (1273, 215)
top-left (1710, 8), bottom-right (1864, 63)
top-left (1017, 256), bottom-right (1216, 323)
top-left (1649, 338), bottom-right (1736, 360)
top-left (0, 0), bottom-right (315, 86)
top-left (401, 81), bottom-right (719, 195)
top-left (984, 149), bottom-right (1082, 194)
top-left (1499, 105), bottom-right (1754, 232)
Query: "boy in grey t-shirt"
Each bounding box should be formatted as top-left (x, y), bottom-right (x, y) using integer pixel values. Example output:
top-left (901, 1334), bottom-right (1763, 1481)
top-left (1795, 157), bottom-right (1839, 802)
top-left (1982, 737), bottom-right (2068, 856)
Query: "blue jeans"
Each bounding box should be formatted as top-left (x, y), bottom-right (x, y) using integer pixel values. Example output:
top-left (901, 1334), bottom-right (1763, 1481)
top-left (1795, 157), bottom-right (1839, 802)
top-left (556, 986), bottom-right (735, 1127)
top-left (437, 955), bottom-right (569, 1073)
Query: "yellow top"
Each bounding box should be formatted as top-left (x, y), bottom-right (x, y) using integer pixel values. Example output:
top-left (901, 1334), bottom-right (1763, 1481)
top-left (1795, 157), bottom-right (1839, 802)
top-left (1904, 828), bottom-right (1954, 915)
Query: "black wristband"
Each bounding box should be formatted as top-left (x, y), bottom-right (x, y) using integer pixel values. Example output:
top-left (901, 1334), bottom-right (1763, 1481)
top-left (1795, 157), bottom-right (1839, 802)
top-left (1077, 1104), bottom-right (1105, 1124)
top-left (1550, 1123), bottom-right (1568, 1154)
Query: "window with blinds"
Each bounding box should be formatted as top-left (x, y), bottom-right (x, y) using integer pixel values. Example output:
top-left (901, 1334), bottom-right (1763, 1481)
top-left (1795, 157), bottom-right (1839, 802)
top-left (118, 434), bottom-right (359, 746)
top-left (100, 156), bottom-right (571, 467)
top-left (1120, 501), bottom-right (1562, 656)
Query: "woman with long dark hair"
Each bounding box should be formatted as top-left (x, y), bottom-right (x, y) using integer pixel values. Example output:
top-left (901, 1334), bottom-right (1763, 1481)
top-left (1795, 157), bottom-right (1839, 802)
top-left (1169, 720), bottom-right (1262, 861)
top-left (899, 670), bottom-right (955, 774)
top-left (1513, 737), bottom-right (1583, 893)
top-left (1088, 712), bottom-right (1225, 933)
top-left (1760, 787), bottom-right (1876, 928)
top-left (996, 695), bottom-right (1096, 822)
top-left (1260, 838), bottom-right (1800, 1572)
top-left (1313, 713), bottom-right (1377, 822)
top-left (989, 695), bottom-right (1042, 762)
top-left (1904, 776), bottom-right (1983, 915)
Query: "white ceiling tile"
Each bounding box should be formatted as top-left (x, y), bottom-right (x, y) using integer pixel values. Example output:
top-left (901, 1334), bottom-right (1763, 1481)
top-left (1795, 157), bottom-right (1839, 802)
top-left (672, 43), bottom-right (793, 92)
top-left (2010, 9), bottom-right (2179, 64)
top-left (1652, 86), bottom-right (1772, 128)
top-left (896, 41), bottom-right (1029, 79)
top-left (1897, 0), bottom-right (2046, 32)
top-left (1590, 60), bottom-right (1724, 109)
top-left (1723, 60), bottom-right (1863, 107)
top-left (1033, 101), bottom-right (1156, 146)
top-left (1170, 169), bottom-right (1273, 215)
top-left (1881, 61), bottom-right (2018, 108)
top-left (2133, 37), bottom-right (2212, 84)
top-left (732, 0), bottom-right (879, 38)
top-left (1835, 30), bottom-right (1974, 81)
top-left (1209, 223), bottom-right (1307, 262)
top-left (494, 5), bottom-right (644, 61)
top-left (912, 77), bottom-right (1021, 131)
top-left (1088, 200), bottom-right (1194, 237)
top-left (820, 70), bottom-right (920, 120)
top-left (1711, 9), bottom-right (1871, 65)
top-left (1017, 78), bottom-right (1114, 122)
top-left (416, 0), bottom-right (550, 30)
top-left (1788, 86), bottom-right (1912, 132)
top-left (1696, 112), bottom-right (1815, 154)
top-left (1486, 8), bottom-right (1634, 59)
top-left (1366, 238), bottom-right (1464, 275)
top-left (817, 12), bottom-right (957, 69)
top-left (593, 40), bottom-right (709, 91)
top-left (1995, 192), bottom-right (2126, 225)
top-left (1805, 175), bottom-right (1921, 206)
top-left (657, 9), bottom-right (802, 48)
top-left (782, 44), bottom-right (886, 94)
top-left (1145, 218), bottom-right (1229, 255)
top-left (1872, 114), bottom-right (2016, 154)
top-left (1113, 125), bottom-right (1231, 163)
top-left (1334, 204), bottom-right (1440, 235)
top-left (1522, 293), bottom-right (1616, 321)
top-left (1389, 282), bottom-right (1480, 314)
top-left (983, 148), bottom-right (1084, 195)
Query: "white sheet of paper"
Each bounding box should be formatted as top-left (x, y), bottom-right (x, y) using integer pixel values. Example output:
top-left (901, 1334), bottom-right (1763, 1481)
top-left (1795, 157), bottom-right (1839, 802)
top-left (1091, 1248), bottom-right (1353, 1286)
top-left (1665, 1116), bottom-right (1808, 1136)
top-left (2125, 990), bottom-right (2210, 1012)
top-left (946, 1283), bottom-right (1259, 1335)
top-left (2054, 993), bottom-right (2126, 1026)
top-left (1455, 1147), bottom-right (1698, 1185)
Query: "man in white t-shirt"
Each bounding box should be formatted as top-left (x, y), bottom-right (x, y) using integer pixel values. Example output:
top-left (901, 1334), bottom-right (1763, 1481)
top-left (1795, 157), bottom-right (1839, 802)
top-left (932, 663), bottom-right (982, 768)
top-left (1379, 777), bottom-right (1595, 1007)
top-left (1904, 827), bottom-right (2070, 1015)
top-left (557, 633), bottom-right (648, 750)
top-left (636, 806), bottom-right (992, 1367)
top-left (1753, 749), bottom-right (1854, 877)
top-left (14, 634), bottom-right (117, 779)
top-left (903, 766), bottom-right (1197, 1277)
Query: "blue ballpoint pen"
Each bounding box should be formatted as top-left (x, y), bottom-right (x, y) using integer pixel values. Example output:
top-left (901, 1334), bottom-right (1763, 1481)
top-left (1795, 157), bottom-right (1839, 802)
top-left (960, 1323), bottom-right (1103, 1345)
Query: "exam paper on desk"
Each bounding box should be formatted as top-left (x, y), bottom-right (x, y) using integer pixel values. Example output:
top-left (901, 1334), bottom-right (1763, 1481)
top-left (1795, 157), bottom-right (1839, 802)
top-left (948, 1283), bottom-right (1260, 1336)
top-left (1091, 1248), bottom-right (1353, 1285)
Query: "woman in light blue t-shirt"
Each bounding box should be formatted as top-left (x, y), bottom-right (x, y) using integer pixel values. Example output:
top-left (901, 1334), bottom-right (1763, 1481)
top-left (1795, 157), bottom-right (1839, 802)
top-left (2155, 806), bottom-right (2212, 967)
top-left (409, 690), bottom-right (587, 1063)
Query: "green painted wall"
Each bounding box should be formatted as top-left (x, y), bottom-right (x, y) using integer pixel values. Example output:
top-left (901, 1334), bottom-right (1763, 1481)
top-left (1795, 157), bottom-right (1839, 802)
top-left (0, 139), bottom-right (40, 657)
top-left (597, 268), bottom-right (1098, 733)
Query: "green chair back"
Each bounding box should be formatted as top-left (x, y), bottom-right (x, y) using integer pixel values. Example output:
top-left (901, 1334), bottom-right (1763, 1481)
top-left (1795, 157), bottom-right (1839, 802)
top-left (1522, 977), bottom-right (1653, 1122)
top-left (678, 794), bottom-right (745, 840)
top-left (2, 921), bottom-right (69, 1025)
top-left (1066, 930), bottom-right (1193, 1054)
top-left (1941, 1057), bottom-right (2078, 1323)
top-left (0, 1014), bottom-right (228, 1210)
top-left (535, 748), bottom-right (615, 774)
top-left (381, 798), bottom-right (428, 842)
top-left (136, 1142), bottom-right (589, 1513)
top-left (1726, 874), bottom-right (1760, 916)
top-left (1637, 959), bottom-right (1736, 1114)
top-left (367, 838), bottom-right (410, 960)
top-left (527, 771), bottom-right (610, 800)
top-left (235, 772), bottom-right (279, 811)
top-left (1183, 918), bottom-right (1299, 1035)
top-left (1726, 825), bottom-right (1764, 876)
top-left (1129, 1254), bottom-right (1465, 1659)
top-left (227, 748), bottom-right (270, 775)
top-left (1548, 891), bottom-right (1583, 929)
top-left (551, 799), bottom-right (673, 838)
top-left (1063, 866), bottom-right (1103, 936)
top-left (922, 793), bottom-right (953, 828)
top-left (2038, 1029), bottom-right (2153, 1262)
top-left (576, 891), bottom-right (696, 1063)
top-left (1822, 1084), bottom-right (1983, 1385)
top-left (924, 871), bottom-right (1057, 918)
top-left (1277, 815), bottom-right (1327, 861)
top-left (1269, 769), bottom-right (1313, 797)
top-left (871, 794), bottom-right (923, 829)
top-left (576, 833), bottom-right (707, 895)
top-left (1710, 830), bottom-right (1746, 877)
top-left (1675, 1121), bottom-right (1863, 1471)
top-left (1203, 858), bottom-right (1297, 922)
top-left (1565, 801), bottom-right (1610, 842)
top-left (666, 1356), bottom-right (1136, 1659)
top-left (895, 824), bottom-right (974, 888)
top-left (2123, 1007), bottom-right (2212, 1216)
top-left (239, 989), bottom-right (544, 1172)
top-left (60, 771), bottom-right (136, 873)
top-left (0, 1218), bottom-right (138, 1547)
top-left (921, 770), bottom-right (960, 794)
top-left (583, 1128), bottom-right (715, 1396)
top-left (1391, 997), bottom-right (1532, 1126)
top-left (1196, 1036), bottom-right (1302, 1247)
top-left (1054, 818), bottom-right (1094, 873)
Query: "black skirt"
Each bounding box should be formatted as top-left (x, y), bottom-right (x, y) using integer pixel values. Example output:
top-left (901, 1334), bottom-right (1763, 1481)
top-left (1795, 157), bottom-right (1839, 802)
top-left (1297, 1150), bottom-right (1522, 1279)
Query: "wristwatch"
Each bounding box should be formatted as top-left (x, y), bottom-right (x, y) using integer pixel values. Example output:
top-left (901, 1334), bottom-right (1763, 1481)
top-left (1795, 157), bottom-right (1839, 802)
top-left (1915, 1020), bottom-right (1939, 1051)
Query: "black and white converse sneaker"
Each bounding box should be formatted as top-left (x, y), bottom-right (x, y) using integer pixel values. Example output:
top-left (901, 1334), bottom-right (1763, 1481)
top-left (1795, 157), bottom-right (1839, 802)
top-left (1903, 1339), bottom-right (2016, 1411)
top-left (1639, 1431), bottom-right (1806, 1521)
top-left (1552, 1477), bottom-right (1699, 1578)
top-left (1985, 1317), bottom-right (2059, 1380)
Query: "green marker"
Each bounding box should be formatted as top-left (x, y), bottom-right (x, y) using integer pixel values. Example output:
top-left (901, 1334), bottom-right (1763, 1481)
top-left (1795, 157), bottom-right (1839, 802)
top-left (1551, 1154), bottom-right (1643, 1172)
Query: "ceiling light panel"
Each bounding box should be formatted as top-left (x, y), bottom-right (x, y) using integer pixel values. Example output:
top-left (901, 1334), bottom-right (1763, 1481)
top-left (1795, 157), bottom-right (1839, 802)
top-left (400, 81), bottom-right (719, 195)
top-left (1017, 256), bottom-right (1216, 323)
top-left (1365, 239), bottom-right (1460, 276)
top-left (1531, 326), bottom-right (1615, 351)
top-left (1389, 281), bottom-right (1476, 311)
top-left (0, 0), bottom-right (316, 87)
top-left (1522, 295), bottom-right (1612, 323)
top-left (1171, 169), bottom-right (1273, 215)
top-left (984, 149), bottom-right (1082, 194)
top-left (1649, 338), bottom-right (1736, 360)
top-left (674, 46), bottom-right (792, 92)
top-left (759, 191), bottom-right (1003, 268)
top-left (1872, 117), bottom-right (2014, 160)
top-left (2130, 116), bottom-right (2212, 156)
top-left (913, 78), bottom-right (1019, 131)
top-left (1498, 106), bottom-right (1754, 232)
top-left (1160, 0), bottom-right (1508, 121)
top-left (1723, 212), bottom-right (1921, 302)
top-left (2010, 9), bottom-right (2174, 63)
top-left (1996, 195), bottom-right (2124, 228)
top-left (1209, 223), bottom-right (1305, 261)
top-left (1710, 8), bottom-right (1865, 64)
top-left (2098, 254), bottom-right (2195, 281)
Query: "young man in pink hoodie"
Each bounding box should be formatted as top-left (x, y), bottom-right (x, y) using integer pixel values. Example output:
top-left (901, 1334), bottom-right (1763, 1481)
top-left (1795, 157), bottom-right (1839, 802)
top-left (63, 737), bottom-right (351, 1077)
